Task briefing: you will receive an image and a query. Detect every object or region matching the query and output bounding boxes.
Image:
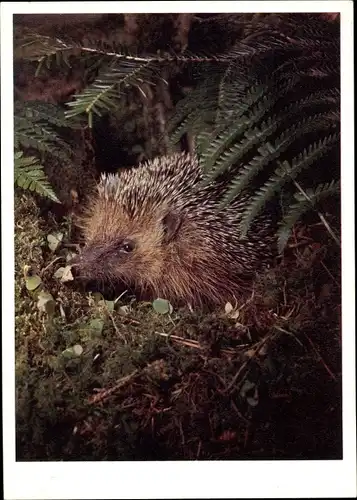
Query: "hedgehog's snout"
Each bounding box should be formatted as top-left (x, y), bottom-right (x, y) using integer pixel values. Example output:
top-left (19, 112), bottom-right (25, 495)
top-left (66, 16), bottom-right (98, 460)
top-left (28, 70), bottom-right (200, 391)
top-left (69, 247), bottom-right (103, 281)
top-left (68, 257), bottom-right (80, 279)
top-left (67, 254), bottom-right (90, 283)
top-left (67, 246), bottom-right (131, 299)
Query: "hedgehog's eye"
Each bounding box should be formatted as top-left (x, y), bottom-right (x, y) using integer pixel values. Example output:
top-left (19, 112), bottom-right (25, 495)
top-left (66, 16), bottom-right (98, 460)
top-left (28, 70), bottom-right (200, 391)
top-left (121, 240), bottom-right (135, 253)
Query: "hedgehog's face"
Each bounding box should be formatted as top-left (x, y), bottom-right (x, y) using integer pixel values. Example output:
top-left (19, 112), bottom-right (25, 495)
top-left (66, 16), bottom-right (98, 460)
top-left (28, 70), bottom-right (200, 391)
top-left (74, 200), bottom-right (185, 296)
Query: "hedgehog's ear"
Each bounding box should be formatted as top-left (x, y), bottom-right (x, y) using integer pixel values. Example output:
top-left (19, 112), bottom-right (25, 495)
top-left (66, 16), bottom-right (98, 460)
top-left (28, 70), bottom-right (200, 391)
top-left (162, 211), bottom-right (183, 243)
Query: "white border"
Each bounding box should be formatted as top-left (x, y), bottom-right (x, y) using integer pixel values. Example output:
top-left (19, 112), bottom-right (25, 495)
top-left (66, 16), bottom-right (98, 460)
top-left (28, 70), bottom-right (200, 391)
top-left (3, 1), bottom-right (354, 14)
top-left (1, 2), bottom-right (356, 499)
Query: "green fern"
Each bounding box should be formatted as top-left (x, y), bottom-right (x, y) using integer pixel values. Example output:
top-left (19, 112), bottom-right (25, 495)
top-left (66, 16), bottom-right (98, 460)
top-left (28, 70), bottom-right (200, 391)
top-left (13, 101), bottom-right (80, 202)
top-left (14, 102), bottom-right (74, 162)
top-left (14, 120), bottom-right (72, 162)
top-left (65, 58), bottom-right (158, 126)
top-left (173, 16), bottom-right (340, 252)
top-left (238, 134), bottom-right (339, 237)
top-left (199, 85), bottom-right (272, 172)
top-left (201, 90), bottom-right (294, 177)
top-left (168, 68), bottom-right (227, 143)
top-left (14, 30), bottom-right (75, 64)
top-left (220, 112), bottom-right (338, 207)
top-left (216, 62), bottom-right (254, 122)
top-left (14, 101), bottom-right (82, 129)
top-left (168, 14), bottom-right (340, 252)
top-left (203, 117), bottom-right (280, 186)
top-left (277, 180), bottom-right (340, 252)
top-left (14, 151), bottom-right (60, 203)
top-left (15, 31), bottom-right (232, 129)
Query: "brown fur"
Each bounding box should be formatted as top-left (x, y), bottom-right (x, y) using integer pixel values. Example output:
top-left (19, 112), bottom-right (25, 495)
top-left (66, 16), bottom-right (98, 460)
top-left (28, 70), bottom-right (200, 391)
top-left (77, 196), bottom-right (247, 306)
top-left (75, 153), bottom-right (273, 307)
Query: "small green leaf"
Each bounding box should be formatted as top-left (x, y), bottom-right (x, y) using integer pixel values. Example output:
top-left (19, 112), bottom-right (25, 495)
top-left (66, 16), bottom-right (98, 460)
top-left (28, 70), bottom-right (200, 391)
top-left (225, 302), bottom-right (234, 314)
top-left (88, 318), bottom-right (104, 337)
top-left (54, 267), bottom-right (65, 279)
top-left (61, 344), bottom-right (83, 359)
top-left (72, 344), bottom-right (83, 357)
top-left (47, 232), bottom-right (64, 252)
top-left (26, 275), bottom-right (42, 291)
top-left (61, 348), bottom-right (75, 359)
top-left (104, 300), bottom-right (115, 312)
top-left (224, 302), bottom-right (240, 319)
top-left (240, 379), bottom-right (256, 393)
top-left (98, 298), bottom-right (115, 312)
top-left (54, 265), bottom-right (74, 282)
top-left (152, 298), bottom-right (173, 315)
top-left (37, 291), bottom-right (56, 316)
top-left (62, 265), bottom-right (74, 282)
top-left (246, 392), bottom-right (259, 407)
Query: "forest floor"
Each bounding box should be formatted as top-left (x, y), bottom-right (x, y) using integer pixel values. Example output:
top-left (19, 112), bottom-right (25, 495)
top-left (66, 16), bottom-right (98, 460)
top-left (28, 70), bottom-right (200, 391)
top-left (15, 192), bottom-right (342, 461)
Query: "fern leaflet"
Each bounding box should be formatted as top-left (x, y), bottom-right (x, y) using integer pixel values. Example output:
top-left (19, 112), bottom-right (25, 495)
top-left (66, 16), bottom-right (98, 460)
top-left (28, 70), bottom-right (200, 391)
top-left (65, 59), bottom-right (156, 125)
top-left (14, 152), bottom-right (60, 203)
top-left (277, 180), bottom-right (340, 252)
top-left (221, 111), bottom-right (338, 206)
top-left (238, 134), bottom-right (339, 236)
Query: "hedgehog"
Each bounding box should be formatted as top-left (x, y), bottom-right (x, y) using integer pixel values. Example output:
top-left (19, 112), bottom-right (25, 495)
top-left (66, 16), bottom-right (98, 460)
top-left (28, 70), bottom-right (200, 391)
top-left (73, 153), bottom-right (276, 307)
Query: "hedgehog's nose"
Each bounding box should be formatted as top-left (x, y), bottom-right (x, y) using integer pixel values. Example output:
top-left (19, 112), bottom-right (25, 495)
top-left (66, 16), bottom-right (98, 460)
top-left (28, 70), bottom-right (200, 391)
top-left (69, 261), bottom-right (80, 279)
top-left (66, 254), bottom-right (84, 280)
top-left (67, 252), bottom-right (97, 281)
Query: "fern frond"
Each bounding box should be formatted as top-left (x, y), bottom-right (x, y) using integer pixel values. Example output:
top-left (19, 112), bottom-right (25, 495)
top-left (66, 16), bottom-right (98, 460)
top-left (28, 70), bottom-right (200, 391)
top-left (65, 59), bottom-right (157, 124)
top-left (195, 130), bottom-right (214, 156)
top-left (170, 110), bottom-right (214, 145)
top-left (202, 89), bottom-right (338, 186)
top-left (221, 111), bottom-right (338, 206)
top-left (277, 180), bottom-right (340, 252)
top-left (216, 60), bottom-right (258, 122)
top-left (14, 101), bottom-right (81, 129)
top-left (14, 31), bottom-right (75, 62)
top-left (14, 117), bottom-right (72, 162)
top-left (168, 69), bottom-right (226, 140)
top-left (14, 151), bottom-right (60, 203)
top-left (201, 72), bottom-right (312, 178)
top-left (14, 101), bottom-right (77, 163)
top-left (205, 118), bottom-right (280, 185)
top-left (200, 91), bottom-right (274, 176)
top-left (272, 50), bottom-right (339, 79)
top-left (238, 134), bottom-right (339, 237)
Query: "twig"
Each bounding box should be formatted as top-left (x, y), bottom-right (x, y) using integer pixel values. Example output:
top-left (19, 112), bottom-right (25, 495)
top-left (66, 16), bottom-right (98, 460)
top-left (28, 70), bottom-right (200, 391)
top-left (287, 240), bottom-right (313, 249)
top-left (120, 315), bottom-right (141, 325)
top-left (40, 256), bottom-right (64, 276)
top-left (238, 288), bottom-right (255, 311)
top-left (231, 400), bottom-right (250, 424)
top-left (155, 331), bottom-right (245, 356)
top-left (62, 243), bottom-right (82, 251)
top-left (155, 331), bottom-right (201, 349)
top-left (196, 440), bottom-right (202, 459)
top-left (293, 180), bottom-right (341, 247)
top-left (224, 331), bottom-right (278, 394)
top-left (273, 325), bottom-right (303, 346)
top-left (302, 332), bottom-right (337, 381)
top-left (320, 260), bottom-right (341, 288)
top-left (88, 370), bottom-right (139, 404)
